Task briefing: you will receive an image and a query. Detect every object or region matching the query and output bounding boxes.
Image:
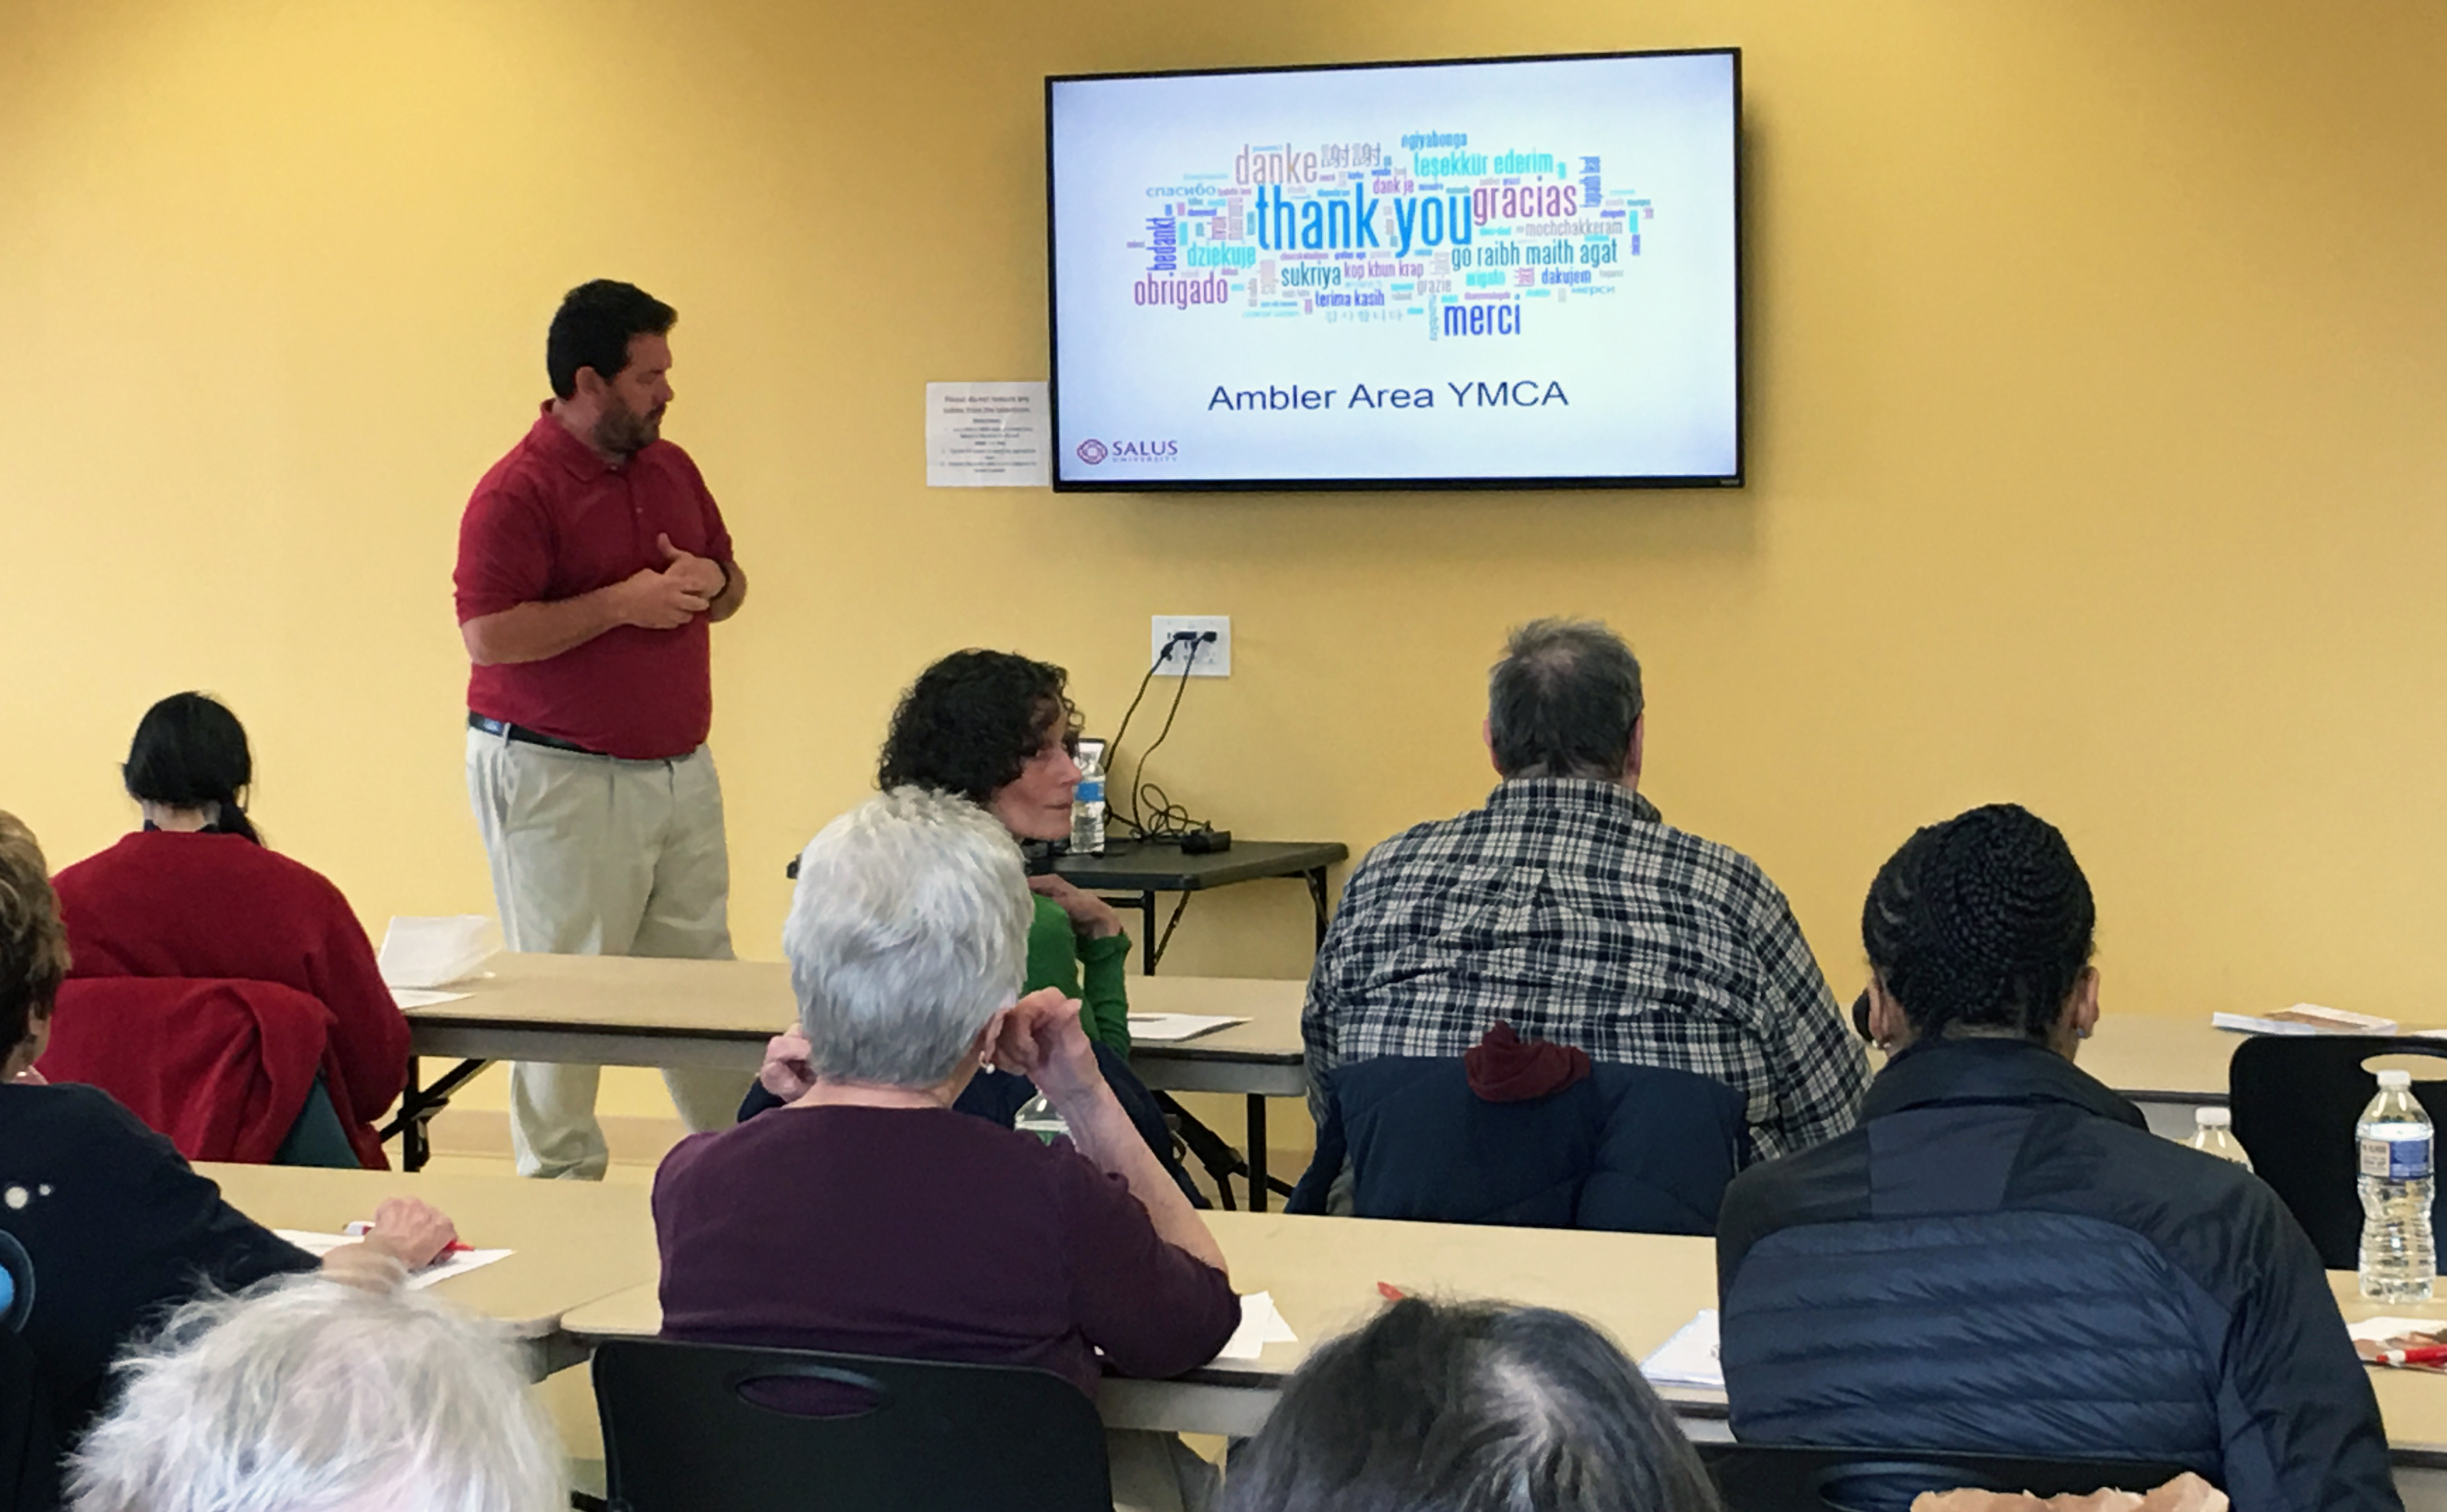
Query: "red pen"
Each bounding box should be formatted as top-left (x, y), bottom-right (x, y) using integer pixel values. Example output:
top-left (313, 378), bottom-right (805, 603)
top-left (2373, 1344), bottom-right (2447, 1367)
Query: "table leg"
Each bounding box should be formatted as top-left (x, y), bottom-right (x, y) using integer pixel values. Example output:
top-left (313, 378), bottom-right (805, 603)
top-left (399, 1058), bottom-right (426, 1171)
top-left (1247, 1093), bottom-right (1269, 1213)
top-left (1305, 867), bottom-right (1332, 950)
top-left (1157, 1091), bottom-right (1243, 1212)
top-left (1138, 891), bottom-right (1158, 974)
top-left (381, 1056), bottom-right (492, 1173)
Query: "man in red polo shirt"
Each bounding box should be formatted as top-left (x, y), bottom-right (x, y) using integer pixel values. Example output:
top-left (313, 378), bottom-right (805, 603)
top-left (453, 279), bottom-right (752, 1179)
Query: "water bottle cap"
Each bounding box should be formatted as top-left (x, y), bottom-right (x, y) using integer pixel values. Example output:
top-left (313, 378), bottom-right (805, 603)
top-left (2196, 1106), bottom-right (2231, 1127)
top-left (2379, 1070), bottom-right (2415, 1090)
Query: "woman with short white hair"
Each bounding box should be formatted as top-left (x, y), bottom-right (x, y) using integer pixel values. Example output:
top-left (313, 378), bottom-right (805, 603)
top-left (66, 1276), bottom-right (563, 1512)
top-left (654, 787), bottom-right (1238, 1508)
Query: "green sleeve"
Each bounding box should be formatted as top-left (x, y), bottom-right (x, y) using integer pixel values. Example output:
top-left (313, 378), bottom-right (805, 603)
top-left (1075, 930), bottom-right (1132, 1054)
top-left (1024, 894), bottom-right (1132, 1053)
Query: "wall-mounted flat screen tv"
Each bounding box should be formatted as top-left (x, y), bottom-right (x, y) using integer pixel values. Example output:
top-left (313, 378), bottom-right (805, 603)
top-left (1047, 49), bottom-right (1741, 491)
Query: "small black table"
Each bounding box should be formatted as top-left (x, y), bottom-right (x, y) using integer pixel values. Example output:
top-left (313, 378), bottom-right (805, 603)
top-left (1053, 838), bottom-right (1348, 974)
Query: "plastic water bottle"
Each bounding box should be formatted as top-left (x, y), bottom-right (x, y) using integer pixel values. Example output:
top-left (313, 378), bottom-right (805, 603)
top-left (1070, 748), bottom-right (1106, 856)
top-left (2186, 1106), bottom-right (2253, 1170)
top-left (1014, 1090), bottom-right (1071, 1145)
top-left (2359, 1069), bottom-right (2435, 1301)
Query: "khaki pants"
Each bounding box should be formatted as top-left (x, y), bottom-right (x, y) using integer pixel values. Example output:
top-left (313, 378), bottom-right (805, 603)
top-left (465, 728), bottom-right (752, 1179)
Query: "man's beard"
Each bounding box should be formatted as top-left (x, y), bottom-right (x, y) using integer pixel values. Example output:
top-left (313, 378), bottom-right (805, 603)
top-left (593, 402), bottom-right (663, 457)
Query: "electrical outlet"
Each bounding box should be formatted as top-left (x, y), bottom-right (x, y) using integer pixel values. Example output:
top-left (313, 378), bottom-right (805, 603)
top-left (1149, 616), bottom-right (1230, 678)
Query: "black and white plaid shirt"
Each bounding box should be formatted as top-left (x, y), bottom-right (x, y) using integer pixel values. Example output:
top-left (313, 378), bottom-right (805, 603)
top-left (1304, 778), bottom-right (1868, 1161)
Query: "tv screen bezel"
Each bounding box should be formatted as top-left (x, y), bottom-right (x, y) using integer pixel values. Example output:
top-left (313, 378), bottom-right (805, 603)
top-left (1044, 47), bottom-right (1746, 493)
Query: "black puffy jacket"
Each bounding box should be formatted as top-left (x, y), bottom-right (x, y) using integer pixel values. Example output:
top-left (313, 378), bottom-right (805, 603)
top-left (1716, 1037), bottom-right (2399, 1512)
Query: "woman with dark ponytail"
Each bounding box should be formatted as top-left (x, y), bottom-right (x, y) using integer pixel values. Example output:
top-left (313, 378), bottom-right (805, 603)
top-left (1715, 805), bottom-right (2396, 1512)
top-left (48, 694), bottom-right (409, 1169)
top-left (119, 692), bottom-right (262, 843)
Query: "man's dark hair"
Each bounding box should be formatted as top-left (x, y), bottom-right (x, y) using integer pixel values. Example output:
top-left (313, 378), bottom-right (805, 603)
top-left (1862, 803), bottom-right (2096, 1042)
top-left (124, 692), bottom-right (261, 845)
top-left (877, 650), bottom-right (1081, 807)
top-left (1487, 618), bottom-right (1645, 781)
top-left (546, 280), bottom-right (676, 400)
top-left (0, 811), bottom-right (69, 1057)
top-left (1221, 1297), bottom-right (1721, 1512)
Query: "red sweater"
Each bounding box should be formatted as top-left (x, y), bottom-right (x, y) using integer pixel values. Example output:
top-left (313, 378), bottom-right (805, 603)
top-left (52, 831), bottom-right (410, 1168)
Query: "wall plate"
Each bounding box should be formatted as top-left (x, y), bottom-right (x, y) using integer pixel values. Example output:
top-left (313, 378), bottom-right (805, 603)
top-left (1149, 616), bottom-right (1230, 677)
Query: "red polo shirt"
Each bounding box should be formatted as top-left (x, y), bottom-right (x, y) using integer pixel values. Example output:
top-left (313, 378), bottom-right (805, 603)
top-left (455, 406), bottom-right (734, 759)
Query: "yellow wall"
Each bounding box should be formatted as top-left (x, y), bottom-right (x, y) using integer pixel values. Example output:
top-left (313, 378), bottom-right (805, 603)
top-left (6, 0), bottom-right (2447, 1117)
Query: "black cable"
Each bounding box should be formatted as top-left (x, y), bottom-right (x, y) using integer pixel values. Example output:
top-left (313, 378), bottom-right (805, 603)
top-left (1100, 633), bottom-right (1219, 842)
top-left (1132, 780), bottom-right (1202, 840)
top-left (1102, 639), bottom-right (1184, 841)
top-left (1103, 639), bottom-right (1176, 775)
top-left (1128, 639), bottom-right (1223, 841)
top-left (1128, 639), bottom-right (1199, 831)
top-left (1149, 891), bottom-right (1195, 969)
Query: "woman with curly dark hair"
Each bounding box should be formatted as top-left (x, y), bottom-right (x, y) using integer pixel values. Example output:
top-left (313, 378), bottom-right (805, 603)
top-left (741, 652), bottom-right (1201, 1202)
top-left (874, 649), bottom-right (1132, 1051)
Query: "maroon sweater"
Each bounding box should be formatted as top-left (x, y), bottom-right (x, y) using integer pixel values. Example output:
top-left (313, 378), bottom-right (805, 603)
top-left (653, 1104), bottom-right (1239, 1398)
top-left (52, 830), bottom-right (410, 1168)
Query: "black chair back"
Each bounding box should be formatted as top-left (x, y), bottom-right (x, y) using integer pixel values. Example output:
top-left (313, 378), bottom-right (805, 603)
top-left (1288, 1054), bottom-right (1748, 1233)
top-left (593, 1337), bottom-right (1111, 1512)
top-left (2227, 1034), bottom-right (2447, 1270)
top-left (1700, 1441), bottom-right (2196, 1512)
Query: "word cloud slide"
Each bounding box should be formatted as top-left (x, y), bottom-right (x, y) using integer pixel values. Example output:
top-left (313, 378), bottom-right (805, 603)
top-left (1049, 51), bottom-right (1740, 489)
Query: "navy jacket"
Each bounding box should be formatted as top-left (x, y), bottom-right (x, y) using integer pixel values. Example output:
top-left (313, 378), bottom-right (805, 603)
top-left (1288, 1056), bottom-right (1750, 1233)
top-left (1717, 1037), bottom-right (2398, 1512)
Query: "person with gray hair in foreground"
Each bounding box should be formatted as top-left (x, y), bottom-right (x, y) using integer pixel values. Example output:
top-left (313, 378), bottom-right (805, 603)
top-left (653, 787), bottom-right (1239, 1511)
top-left (1219, 1296), bottom-right (1720, 1512)
top-left (66, 1276), bottom-right (563, 1512)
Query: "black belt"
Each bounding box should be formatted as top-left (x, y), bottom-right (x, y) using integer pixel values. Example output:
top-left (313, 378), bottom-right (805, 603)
top-left (467, 712), bottom-right (604, 756)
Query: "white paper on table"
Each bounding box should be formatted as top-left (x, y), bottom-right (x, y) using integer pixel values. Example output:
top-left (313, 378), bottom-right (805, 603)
top-left (1639, 1309), bottom-right (1723, 1390)
top-left (1215, 1291), bottom-right (1300, 1360)
top-left (2347, 1316), bottom-right (2447, 1343)
top-left (2210, 1004), bottom-right (2399, 1037)
top-left (1125, 1013), bottom-right (1247, 1043)
top-left (378, 915), bottom-right (499, 989)
top-left (273, 1230), bottom-right (513, 1291)
top-left (926, 381), bottom-right (1051, 487)
top-left (389, 988), bottom-right (470, 1010)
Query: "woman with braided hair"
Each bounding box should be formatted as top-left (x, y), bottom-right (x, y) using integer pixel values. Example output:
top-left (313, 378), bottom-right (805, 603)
top-left (1716, 805), bottom-right (2397, 1512)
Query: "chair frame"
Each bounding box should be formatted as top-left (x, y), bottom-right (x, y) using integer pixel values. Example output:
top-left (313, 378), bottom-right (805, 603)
top-left (592, 1336), bottom-right (1112, 1512)
top-left (2227, 1033), bottom-right (2447, 1271)
top-left (1699, 1439), bottom-right (2198, 1512)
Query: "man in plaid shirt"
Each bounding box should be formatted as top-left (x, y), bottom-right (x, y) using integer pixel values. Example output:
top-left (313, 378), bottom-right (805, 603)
top-left (1304, 620), bottom-right (1868, 1161)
